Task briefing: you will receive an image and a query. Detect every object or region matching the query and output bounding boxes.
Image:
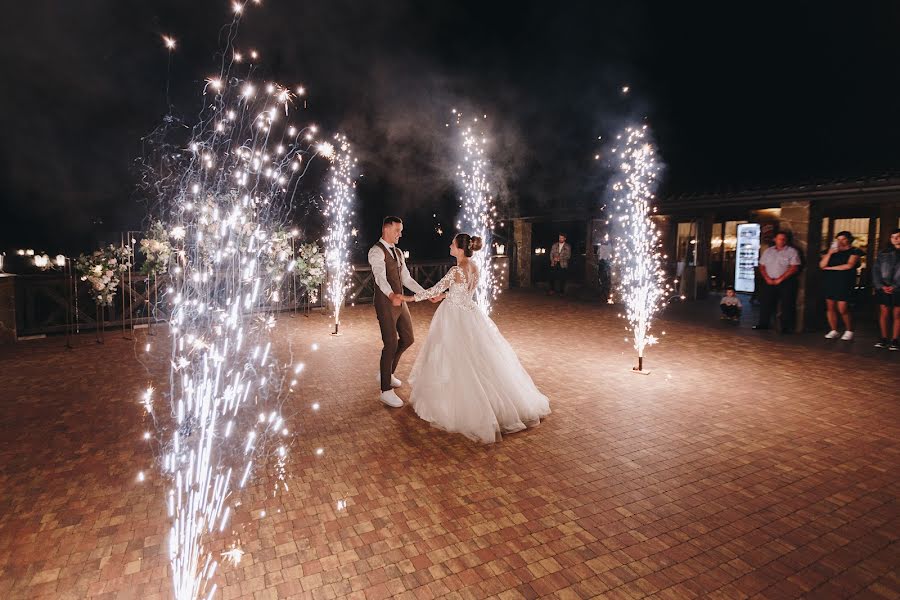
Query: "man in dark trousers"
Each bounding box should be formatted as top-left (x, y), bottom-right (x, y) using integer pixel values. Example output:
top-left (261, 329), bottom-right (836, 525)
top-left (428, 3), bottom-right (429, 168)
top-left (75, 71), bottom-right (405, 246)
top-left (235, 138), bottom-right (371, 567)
top-left (754, 231), bottom-right (801, 333)
top-left (549, 233), bottom-right (573, 295)
top-left (367, 216), bottom-right (436, 407)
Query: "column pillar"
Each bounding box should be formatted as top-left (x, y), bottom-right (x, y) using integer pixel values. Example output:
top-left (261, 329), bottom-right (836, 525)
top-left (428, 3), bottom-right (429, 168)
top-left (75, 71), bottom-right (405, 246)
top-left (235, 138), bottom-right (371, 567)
top-left (513, 219), bottom-right (532, 288)
top-left (779, 200), bottom-right (814, 331)
top-left (695, 212), bottom-right (715, 299)
top-left (583, 219), bottom-right (598, 289)
top-left (878, 202), bottom-right (900, 248)
top-left (0, 274), bottom-right (17, 344)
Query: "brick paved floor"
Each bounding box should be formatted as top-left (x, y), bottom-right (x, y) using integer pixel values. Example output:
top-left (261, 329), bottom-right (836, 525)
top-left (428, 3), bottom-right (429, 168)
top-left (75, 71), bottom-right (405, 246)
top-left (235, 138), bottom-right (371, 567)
top-left (0, 290), bottom-right (898, 599)
top-left (661, 293), bottom-right (894, 361)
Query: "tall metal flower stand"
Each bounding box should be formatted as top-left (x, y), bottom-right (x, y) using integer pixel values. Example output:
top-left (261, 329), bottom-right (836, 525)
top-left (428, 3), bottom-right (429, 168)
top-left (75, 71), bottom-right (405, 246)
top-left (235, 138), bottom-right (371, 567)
top-left (121, 233), bottom-right (136, 340)
top-left (64, 258), bottom-right (75, 350)
top-left (95, 304), bottom-right (105, 344)
top-left (145, 275), bottom-right (159, 337)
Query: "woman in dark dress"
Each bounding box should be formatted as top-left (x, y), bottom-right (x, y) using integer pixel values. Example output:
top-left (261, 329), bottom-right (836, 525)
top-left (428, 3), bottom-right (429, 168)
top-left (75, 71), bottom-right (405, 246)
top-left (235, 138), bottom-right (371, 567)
top-left (819, 231), bottom-right (864, 340)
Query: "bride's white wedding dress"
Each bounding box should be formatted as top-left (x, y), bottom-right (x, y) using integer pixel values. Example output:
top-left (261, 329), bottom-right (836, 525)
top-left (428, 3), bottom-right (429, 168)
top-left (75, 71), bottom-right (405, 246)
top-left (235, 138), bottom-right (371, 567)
top-left (408, 264), bottom-right (550, 443)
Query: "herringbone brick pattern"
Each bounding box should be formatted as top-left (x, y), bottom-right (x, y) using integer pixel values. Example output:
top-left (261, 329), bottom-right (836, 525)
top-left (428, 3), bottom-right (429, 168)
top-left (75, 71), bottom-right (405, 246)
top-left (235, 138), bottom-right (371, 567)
top-left (0, 291), bottom-right (897, 599)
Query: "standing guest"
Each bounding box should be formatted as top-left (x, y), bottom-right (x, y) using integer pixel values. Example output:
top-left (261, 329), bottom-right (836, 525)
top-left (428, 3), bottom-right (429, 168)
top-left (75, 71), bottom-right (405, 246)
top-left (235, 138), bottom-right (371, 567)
top-left (820, 231), bottom-right (864, 341)
top-left (597, 240), bottom-right (612, 299)
top-left (549, 233), bottom-right (572, 295)
top-left (754, 232), bottom-right (801, 333)
top-left (873, 228), bottom-right (900, 350)
top-left (720, 286), bottom-right (742, 321)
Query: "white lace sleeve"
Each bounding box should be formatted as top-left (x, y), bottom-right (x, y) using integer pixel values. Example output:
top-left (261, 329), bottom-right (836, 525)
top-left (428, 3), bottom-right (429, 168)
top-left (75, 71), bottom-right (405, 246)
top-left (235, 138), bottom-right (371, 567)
top-left (413, 266), bottom-right (463, 301)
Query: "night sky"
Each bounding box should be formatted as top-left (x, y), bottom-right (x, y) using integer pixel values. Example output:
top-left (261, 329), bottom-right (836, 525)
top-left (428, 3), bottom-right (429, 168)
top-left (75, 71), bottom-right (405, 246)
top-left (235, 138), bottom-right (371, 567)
top-left (3, 1), bottom-right (900, 257)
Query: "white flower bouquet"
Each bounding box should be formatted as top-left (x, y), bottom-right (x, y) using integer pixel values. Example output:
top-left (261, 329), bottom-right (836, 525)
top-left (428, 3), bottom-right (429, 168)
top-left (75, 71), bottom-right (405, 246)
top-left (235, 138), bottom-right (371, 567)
top-left (295, 242), bottom-right (325, 301)
top-left (139, 221), bottom-right (173, 276)
top-left (75, 244), bottom-right (134, 306)
top-left (262, 229), bottom-right (294, 276)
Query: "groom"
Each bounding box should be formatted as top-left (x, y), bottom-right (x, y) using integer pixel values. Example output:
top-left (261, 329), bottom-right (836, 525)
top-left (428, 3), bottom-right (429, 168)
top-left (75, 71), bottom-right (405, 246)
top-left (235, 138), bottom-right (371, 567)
top-left (368, 216), bottom-right (436, 407)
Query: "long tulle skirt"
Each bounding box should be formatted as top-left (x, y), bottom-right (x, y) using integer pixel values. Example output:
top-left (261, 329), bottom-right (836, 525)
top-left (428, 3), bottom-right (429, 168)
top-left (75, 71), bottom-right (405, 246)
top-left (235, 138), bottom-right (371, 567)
top-left (408, 302), bottom-right (550, 443)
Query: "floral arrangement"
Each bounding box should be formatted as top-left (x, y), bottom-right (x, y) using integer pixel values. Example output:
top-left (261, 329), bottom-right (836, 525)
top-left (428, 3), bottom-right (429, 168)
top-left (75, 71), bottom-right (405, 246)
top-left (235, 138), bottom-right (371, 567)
top-left (76, 244), bottom-right (133, 307)
top-left (263, 229), bottom-right (294, 276)
top-left (139, 221), bottom-right (173, 276)
top-left (294, 242), bottom-right (325, 302)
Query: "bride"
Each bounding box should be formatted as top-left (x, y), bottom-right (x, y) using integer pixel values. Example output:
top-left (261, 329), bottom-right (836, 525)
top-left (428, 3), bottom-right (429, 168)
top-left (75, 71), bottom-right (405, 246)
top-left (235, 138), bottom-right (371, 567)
top-left (399, 233), bottom-right (550, 443)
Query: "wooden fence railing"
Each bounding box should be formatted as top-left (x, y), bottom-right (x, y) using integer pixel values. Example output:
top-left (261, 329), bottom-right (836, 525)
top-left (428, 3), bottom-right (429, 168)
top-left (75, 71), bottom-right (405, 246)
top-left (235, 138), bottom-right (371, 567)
top-left (11, 262), bottom-right (453, 337)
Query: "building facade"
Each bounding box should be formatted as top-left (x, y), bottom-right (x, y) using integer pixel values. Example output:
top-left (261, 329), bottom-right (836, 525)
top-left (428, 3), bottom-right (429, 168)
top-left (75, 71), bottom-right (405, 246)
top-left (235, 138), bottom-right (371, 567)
top-left (510, 176), bottom-right (900, 331)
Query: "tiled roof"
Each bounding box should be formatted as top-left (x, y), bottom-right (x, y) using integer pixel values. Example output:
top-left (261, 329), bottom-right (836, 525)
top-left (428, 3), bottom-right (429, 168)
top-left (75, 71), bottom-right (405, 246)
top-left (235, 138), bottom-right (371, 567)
top-left (664, 173), bottom-right (900, 206)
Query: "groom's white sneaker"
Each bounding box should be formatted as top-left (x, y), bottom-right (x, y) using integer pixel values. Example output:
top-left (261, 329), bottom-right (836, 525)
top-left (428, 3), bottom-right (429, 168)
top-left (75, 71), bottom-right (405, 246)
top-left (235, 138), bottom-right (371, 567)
top-left (375, 374), bottom-right (402, 388)
top-left (380, 390), bottom-right (404, 408)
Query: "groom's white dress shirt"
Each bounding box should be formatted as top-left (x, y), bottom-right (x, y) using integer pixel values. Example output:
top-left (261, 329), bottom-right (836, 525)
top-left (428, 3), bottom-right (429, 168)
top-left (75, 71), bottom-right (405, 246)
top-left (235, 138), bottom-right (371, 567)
top-left (368, 238), bottom-right (426, 298)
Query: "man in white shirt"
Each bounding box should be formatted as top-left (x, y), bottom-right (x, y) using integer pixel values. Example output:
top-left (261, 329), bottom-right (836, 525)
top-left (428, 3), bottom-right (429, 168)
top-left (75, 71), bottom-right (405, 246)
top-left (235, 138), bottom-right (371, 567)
top-left (367, 216), bottom-right (431, 407)
top-left (754, 232), bottom-right (802, 333)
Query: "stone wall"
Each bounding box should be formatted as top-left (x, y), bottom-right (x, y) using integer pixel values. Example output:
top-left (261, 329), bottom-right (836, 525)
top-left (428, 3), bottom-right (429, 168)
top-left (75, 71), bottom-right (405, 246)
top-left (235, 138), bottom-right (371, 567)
top-left (779, 200), bottom-right (815, 331)
top-left (583, 219), bottom-right (598, 289)
top-left (0, 275), bottom-right (16, 343)
top-left (513, 220), bottom-right (532, 287)
top-left (879, 203), bottom-right (900, 247)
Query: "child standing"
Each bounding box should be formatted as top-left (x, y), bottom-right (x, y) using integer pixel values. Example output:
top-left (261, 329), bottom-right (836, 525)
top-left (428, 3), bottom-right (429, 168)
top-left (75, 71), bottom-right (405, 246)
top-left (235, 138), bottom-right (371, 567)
top-left (720, 286), bottom-right (742, 321)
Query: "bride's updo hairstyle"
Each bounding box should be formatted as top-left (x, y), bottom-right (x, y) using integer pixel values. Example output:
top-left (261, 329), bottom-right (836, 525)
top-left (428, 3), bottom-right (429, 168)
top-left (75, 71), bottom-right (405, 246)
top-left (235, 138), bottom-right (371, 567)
top-left (454, 233), bottom-right (484, 257)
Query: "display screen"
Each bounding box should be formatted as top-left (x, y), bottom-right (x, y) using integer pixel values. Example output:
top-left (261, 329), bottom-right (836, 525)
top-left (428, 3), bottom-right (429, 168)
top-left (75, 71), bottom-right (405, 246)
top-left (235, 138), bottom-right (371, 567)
top-left (735, 223), bottom-right (760, 293)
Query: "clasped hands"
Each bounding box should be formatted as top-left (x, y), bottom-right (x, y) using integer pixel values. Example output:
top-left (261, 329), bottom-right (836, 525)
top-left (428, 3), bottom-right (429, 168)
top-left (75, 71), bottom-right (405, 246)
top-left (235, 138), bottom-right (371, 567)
top-left (390, 292), bottom-right (443, 306)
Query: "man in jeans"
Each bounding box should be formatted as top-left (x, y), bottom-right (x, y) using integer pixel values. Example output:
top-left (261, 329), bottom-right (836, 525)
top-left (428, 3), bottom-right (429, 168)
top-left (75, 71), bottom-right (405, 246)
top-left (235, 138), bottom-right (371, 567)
top-left (754, 232), bottom-right (801, 333)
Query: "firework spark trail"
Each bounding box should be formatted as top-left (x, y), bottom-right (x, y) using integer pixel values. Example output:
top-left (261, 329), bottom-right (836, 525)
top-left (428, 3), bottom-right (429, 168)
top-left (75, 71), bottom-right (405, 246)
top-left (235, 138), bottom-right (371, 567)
top-left (138, 4), bottom-right (325, 598)
top-left (321, 134), bottom-right (357, 334)
top-left (451, 110), bottom-right (498, 314)
top-left (607, 125), bottom-right (666, 369)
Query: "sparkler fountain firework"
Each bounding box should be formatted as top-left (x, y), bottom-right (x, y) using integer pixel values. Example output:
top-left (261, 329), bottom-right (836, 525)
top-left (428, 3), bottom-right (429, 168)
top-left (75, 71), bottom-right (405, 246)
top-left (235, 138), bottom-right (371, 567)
top-left (139, 5), bottom-right (324, 598)
top-left (452, 110), bottom-right (498, 314)
top-left (321, 134), bottom-right (357, 335)
top-left (607, 125), bottom-right (667, 373)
